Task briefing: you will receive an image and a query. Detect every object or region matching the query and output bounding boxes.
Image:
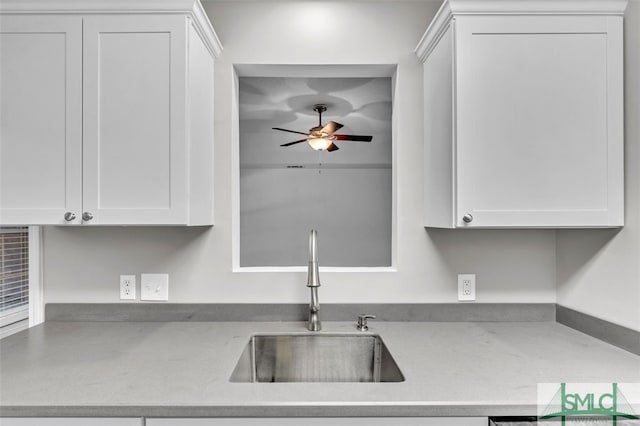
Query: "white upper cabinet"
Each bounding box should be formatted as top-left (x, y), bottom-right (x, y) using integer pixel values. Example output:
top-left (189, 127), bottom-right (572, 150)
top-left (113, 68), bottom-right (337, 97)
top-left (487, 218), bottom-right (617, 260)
top-left (416, 0), bottom-right (626, 228)
top-left (0, 0), bottom-right (221, 226)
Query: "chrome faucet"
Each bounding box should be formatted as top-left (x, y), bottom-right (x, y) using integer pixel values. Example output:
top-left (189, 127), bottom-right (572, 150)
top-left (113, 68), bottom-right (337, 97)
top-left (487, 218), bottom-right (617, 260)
top-left (307, 229), bottom-right (321, 331)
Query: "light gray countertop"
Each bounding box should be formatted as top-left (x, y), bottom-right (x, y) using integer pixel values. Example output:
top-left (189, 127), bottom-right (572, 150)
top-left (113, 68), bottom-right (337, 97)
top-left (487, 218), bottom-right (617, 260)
top-left (1, 320), bottom-right (639, 418)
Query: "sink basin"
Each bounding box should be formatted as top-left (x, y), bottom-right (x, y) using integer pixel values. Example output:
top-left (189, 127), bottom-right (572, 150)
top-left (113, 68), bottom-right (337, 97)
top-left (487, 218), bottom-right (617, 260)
top-left (229, 333), bottom-right (404, 383)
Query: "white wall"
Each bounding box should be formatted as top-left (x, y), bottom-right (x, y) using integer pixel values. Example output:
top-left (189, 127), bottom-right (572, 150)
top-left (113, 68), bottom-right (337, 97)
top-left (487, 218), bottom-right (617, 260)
top-left (41, 1), bottom-right (557, 305)
top-left (556, 0), bottom-right (640, 331)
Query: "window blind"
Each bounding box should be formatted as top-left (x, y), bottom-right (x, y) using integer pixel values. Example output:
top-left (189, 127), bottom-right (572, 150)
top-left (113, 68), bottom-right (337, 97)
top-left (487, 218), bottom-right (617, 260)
top-left (0, 227), bottom-right (29, 330)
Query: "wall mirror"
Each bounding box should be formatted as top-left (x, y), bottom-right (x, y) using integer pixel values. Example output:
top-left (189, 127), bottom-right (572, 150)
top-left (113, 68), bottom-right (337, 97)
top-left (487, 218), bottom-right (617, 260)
top-left (236, 66), bottom-right (394, 268)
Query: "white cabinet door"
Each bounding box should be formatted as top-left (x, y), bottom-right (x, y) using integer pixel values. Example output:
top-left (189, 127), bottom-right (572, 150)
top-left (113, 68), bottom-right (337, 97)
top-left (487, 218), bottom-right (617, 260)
top-left (0, 15), bottom-right (83, 225)
top-left (82, 15), bottom-right (188, 225)
top-left (1, 419), bottom-right (142, 426)
top-left (454, 15), bottom-right (623, 228)
top-left (147, 418), bottom-right (487, 426)
top-left (417, 1), bottom-right (625, 229)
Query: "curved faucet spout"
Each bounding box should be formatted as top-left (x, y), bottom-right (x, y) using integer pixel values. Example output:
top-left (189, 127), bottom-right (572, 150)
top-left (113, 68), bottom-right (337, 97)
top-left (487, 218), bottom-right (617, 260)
top-left (307, 229), bottom-right (321, 331)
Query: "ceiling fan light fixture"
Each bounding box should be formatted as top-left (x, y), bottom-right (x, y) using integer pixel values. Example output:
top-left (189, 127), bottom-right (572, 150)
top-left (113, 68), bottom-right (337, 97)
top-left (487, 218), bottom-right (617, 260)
top-left (274, 104), bottom-right (372, 152)
top-left (308, 137), bottom-right (333, 151)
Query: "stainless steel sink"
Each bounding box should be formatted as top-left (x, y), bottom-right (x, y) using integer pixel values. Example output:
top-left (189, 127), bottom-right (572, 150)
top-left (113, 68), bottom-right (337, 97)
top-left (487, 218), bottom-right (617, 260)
top-left (229, 333), bottom-right (404, 383)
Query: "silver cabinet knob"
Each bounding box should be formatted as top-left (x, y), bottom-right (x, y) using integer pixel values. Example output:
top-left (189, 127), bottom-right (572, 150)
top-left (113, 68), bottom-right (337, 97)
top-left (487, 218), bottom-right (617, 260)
top-left (462, 214), bottom-right (473, 224)
top-left (64, 212), bottom-right (76, 222)
top-left (82, 212), bottom-right (94, 221)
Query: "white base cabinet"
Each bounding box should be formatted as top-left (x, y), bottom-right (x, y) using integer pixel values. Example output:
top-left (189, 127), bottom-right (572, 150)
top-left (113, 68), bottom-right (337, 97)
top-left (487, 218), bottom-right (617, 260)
top-left (416, 0), bottom-right (626, 229)
top-left (0, 0), bottom-right (221, 226)
top-left (147, 418), bottom-right (487, 426)
top-left (1, 419), bottom-right (142, 426)
top-left (0, 418), bottom-right (489, 425)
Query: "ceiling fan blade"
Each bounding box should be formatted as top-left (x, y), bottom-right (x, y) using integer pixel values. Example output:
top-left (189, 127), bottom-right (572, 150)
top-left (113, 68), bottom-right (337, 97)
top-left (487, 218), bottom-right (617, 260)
top-left (272, 127), bottom-right (310, 136)
top-left (326, 143), bottom-right (340, 152)
top-left (333, 134), bottom-right (373, 142)
top-left (280, 138), bottom-right (308, 147)
top-left (320, 121), bottom-right (343, 135)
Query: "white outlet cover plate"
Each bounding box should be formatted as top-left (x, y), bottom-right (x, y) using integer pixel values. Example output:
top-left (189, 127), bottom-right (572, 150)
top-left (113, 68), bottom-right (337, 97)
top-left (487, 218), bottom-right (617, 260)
top-left (141, 274), bottom-right (169, 301)
top-left (458, 273), bottom-right (476, 301)
top-left (120, 275), bottom-right (136, 300)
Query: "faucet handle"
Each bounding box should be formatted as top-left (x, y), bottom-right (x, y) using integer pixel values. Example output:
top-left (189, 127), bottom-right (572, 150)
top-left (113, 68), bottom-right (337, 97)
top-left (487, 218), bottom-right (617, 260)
top-left (356, 314), bottom-right (376, 331)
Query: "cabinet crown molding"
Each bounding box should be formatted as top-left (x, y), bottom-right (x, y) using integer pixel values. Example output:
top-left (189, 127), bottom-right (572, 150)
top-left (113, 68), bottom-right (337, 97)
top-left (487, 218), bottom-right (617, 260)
top-left (415, 0), bottom-right (628, 62)
top-left (0, 0), bottom-right (222, 57)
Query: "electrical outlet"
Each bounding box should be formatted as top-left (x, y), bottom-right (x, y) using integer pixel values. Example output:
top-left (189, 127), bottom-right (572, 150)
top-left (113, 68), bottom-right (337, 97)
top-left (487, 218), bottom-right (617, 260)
top-left (458, 273), bottom-right (476, 301)
top-left (141, 274), bottom-right (169, 301)
top-left (120, 275), bottom-right (136, 300)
